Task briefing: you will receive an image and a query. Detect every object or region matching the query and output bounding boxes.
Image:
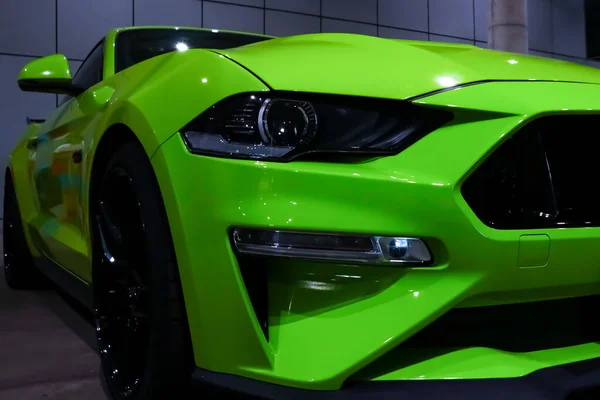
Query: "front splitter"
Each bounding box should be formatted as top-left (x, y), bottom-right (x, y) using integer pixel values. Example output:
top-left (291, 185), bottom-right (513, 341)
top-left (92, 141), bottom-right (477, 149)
top-left (192, 357), bottom-right (600, 400)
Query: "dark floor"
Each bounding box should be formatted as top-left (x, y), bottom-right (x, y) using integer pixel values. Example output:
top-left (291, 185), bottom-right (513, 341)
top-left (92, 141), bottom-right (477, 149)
top-left (0, 232), bottom-right (111, 399)
top-left (4, 231), bottom-right (600, 400)
top-left (0, 233), bottom-right (245, 400)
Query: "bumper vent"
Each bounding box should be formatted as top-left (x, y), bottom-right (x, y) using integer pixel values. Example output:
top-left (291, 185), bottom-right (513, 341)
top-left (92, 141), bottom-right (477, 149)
top-left (462, 115), bottom-right (600, 229)
top-left (399, 295), bottom-right (600, 352)
top-left (350, 296), bottom-right (600, 382)
top-left (236, 255), bottom-right (269, 341)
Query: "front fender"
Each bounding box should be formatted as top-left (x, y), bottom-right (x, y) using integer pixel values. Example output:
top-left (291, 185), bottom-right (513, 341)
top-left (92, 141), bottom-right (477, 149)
top-left (7, 122), bottom-right (45, 258)
top-left (97, 49), bottom-right (270, 159)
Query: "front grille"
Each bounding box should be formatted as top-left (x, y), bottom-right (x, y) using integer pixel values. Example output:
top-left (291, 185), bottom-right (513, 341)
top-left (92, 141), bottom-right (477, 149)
top-left (462, 115), bottom-right (600, 229)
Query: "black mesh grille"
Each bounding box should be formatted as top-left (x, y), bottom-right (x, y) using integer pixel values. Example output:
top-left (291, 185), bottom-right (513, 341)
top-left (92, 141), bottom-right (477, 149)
top-left (462, 115), bottom-right (600, 229)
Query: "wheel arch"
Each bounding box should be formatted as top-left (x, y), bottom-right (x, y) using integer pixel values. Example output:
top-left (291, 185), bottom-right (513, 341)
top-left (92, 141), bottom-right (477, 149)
top-left (88, 123), bottom-right (139, 195)
top-left (89, 136), bottom-right (195, 396)
top-left (86, 123), bottom-right (144, 240)
top-left (85, 123), bottom-right (181, 287)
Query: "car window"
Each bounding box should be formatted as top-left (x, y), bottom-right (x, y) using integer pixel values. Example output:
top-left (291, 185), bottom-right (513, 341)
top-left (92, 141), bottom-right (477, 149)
top-left (114, 29), bottom-right (272, 72)
top-left (58, 40), bottom-right (104, 106)
top-left (72, 40), bottom-right (105, 89)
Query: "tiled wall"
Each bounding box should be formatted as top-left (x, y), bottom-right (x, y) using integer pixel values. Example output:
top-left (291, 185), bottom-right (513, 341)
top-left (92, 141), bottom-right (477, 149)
top-left (0, 0), bottom-right (596, 216)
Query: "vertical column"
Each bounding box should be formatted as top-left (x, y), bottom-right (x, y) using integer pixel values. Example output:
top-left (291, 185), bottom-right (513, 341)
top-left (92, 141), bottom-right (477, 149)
top-left (488, 0), bottom-right (528, 53)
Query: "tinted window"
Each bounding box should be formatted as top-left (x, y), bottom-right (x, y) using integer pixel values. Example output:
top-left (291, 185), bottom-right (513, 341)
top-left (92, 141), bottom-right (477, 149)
top-left (115, 29), bottom-right (272, 72)
top-left (72, 41), bottom-right (105, 89)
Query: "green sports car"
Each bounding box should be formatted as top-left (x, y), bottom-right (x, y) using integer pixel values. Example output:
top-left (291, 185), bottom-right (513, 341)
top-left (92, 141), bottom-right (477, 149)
top-left (4, 25), bottom-right (600, 399)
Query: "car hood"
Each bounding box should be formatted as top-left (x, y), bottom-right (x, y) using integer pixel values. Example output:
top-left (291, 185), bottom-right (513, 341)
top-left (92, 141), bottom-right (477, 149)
top-left (213, 33), bottom-right (600, 100)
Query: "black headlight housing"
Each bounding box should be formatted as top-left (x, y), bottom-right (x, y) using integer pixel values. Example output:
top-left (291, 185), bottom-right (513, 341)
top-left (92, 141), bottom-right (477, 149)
top-left (181, 91), bottom-right (453, 162)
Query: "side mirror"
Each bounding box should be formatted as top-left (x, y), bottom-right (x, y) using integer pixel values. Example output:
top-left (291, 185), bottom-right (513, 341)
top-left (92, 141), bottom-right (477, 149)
top-left (18, 54), bottom-right (84, 96)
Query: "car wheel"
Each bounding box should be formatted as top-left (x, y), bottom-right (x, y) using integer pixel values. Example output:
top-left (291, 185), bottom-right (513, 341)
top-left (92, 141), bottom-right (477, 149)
top-left (3, 171), bottom-right (50, 290)
top-left (92, 142), bottom-right (193, 400)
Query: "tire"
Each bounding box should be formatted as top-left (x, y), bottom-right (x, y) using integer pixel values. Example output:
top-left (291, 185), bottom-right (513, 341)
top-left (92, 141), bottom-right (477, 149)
top-left (92, 142), bottom-right (193, 400)
top-left (3, 171), bottom-right (50, 290)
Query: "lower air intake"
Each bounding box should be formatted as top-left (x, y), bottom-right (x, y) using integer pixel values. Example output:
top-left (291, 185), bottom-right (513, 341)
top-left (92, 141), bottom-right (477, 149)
top-left (349, 295), bottom-right (600, 382)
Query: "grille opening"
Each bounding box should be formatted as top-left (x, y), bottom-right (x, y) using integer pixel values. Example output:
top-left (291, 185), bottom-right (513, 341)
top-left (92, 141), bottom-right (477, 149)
top-left (462, 115), bottom-right (600, 229)
top-left (350, 296), bottom-right (600, 381)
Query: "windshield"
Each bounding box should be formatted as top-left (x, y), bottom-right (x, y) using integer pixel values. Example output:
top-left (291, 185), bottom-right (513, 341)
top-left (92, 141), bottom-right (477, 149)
top-left (115, 28), bottom-right (272, 72)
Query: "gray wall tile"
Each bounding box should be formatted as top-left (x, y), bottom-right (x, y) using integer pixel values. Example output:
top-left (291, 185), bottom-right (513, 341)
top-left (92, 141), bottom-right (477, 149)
top-left (321, 18), bottom-right (377, 36)
top-left (552, 0), bottom-right (586, 58)
top-left (474, 0), bottom-right (488, 42)
top-left (203, 1), bottom-right (264, 34)
top-left (0, 0), bottom-right (56, 57)
top-left (266, 0), bottom-right (320, 15)
top-left (587, 60), bottom-right (600, 69)
top-left (135, 0), bottom-right (202, 27)
top-left (429, 34), bottom-right (474, 45)
top-left (0, 55), bottom-right (56, 215)
top-left (429, 0), bottom-right (475, 39)
top-left (476, 40), bottom-right (488, 48)
top-left (58, 0), bottom-right (132, 59)
top-left (378, 0), bottom-right (428, 32)
top-left (528, 0), bottom-right (553, 52)
top-left (265, 11), bottom-right (320, 36)
top-left (529, 49), bottom-right (551, 58)
top-left (213, 0), bottom-right (263, 7)
top-left (379, 26), bottom-right (428, 41)
top-left (322, 0), bottom-right (377, 24)
top-left (552, 53), bottom-right (582, 64)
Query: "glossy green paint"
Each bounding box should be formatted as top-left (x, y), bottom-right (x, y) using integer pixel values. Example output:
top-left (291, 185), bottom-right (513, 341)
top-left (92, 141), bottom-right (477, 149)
top-left (18, 54), bottom-right (73, 82)
top-left (8, 27), bottom-right (600, 391)
top-left (217, 33), bottom-right (600, 99)
top-left (415, 80), bottom-right (600, 114)
top-left (518, 234), bottom-right (550, 268)
top-left (152, 81), bottom-right (600, 388)
top-left (365, 344), bottom-right (600, 380)
top-left (9, 27), bottom-right (269, 283)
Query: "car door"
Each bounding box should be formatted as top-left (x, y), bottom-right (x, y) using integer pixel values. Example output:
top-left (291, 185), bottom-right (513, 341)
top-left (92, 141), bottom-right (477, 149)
top-left (29, 40), bottom-right (106, 281)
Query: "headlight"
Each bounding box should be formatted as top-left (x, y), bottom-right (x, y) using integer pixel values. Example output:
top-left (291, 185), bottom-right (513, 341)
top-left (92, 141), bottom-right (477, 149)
top-left (181, 92), bottom-right (452, 161)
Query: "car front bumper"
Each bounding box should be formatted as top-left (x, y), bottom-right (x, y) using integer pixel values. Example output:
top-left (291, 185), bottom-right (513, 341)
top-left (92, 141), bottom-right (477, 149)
top-left (192, 358), bottom-right (600, 400)
top-left (151, 81), bottom-right (600, 391)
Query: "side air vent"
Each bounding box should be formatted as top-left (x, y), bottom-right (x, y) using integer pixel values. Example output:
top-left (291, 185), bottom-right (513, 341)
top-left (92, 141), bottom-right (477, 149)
top-left (236, 254), bottom-right (269, 341)
top-left (462, 115), bottom-right (600, 229)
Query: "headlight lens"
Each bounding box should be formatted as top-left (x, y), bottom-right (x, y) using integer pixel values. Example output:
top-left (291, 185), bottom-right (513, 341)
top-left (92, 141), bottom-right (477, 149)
top-left (181, 92), bottom-right (452, 161)
top-left (258, 98), bottom-right (318, 147)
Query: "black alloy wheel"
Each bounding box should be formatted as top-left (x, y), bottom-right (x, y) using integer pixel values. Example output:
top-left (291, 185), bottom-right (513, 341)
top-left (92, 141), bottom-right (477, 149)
top-left (94, 165), bottom-right (151, 397)
top-left (92, 142), bottom-right (192, 400)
